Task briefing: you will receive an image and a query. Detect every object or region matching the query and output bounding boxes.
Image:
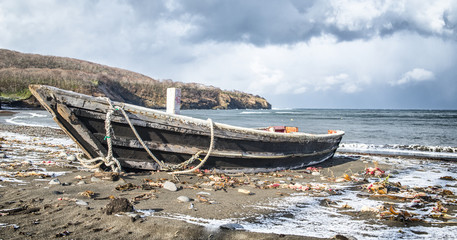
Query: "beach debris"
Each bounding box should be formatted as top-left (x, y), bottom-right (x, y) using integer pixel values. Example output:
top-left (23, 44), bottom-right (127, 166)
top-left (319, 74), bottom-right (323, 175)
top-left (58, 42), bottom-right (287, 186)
top-left (196, 191), bottom-right (211, 196)
top-left (196, 194), bottom-right (216, 204)
top-left (115, 183), bottom-right (138, 191)
top-left (48, 178), bottom-right (61, 185)
top-left (79, 190), bottom-right (95, 198)
top-left (440, 189), bottom-right (454, 196)
top-left (143, 178), bottom-right (164, 188)
top-left (431, 201), bottom-right (448, 218)
top-left (341, 203), bottom-right (352, 209)
top-left (361, 205), bottom-right (383, 213)
top-left (238, 189), bottom-right (252, 195)
top-left (219, 223), bottom-right (244, 230)
top-left (163, 181), bottom-right (178, 191)
top-left (15, 172), bottom-right (49, 178)
top-left (74, 175), bottom-right (85, 180)
top-left (364, 161), bottom-right (386, 177)
top-left (0, 206), bottom-right (40, 215)
top-left (379, 206), bottom-right (420, 222)
top-left (177, 196), bottom-right (191, 203)
top-left (75, 200), bottom-right (89, 206)
top-left (440, 176), bottom-right (456, 181)
top-left (306, 167), bottom-right (321, 172)
top-left (133, 193), bottom-right (157, 202)
top-left (93, 172), bottom-right (120, 181)
top-left (103, 198), bottom-right (134, 215)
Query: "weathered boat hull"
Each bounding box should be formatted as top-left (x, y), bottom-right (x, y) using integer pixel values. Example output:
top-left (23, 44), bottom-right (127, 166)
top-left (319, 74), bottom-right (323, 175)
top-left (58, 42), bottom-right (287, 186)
top-left (29, 85), bottom-right (344, 172)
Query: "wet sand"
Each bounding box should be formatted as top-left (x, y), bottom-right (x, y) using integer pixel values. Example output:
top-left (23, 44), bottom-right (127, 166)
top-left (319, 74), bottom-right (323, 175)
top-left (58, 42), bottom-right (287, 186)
top-left (1, 123), bottom-right (456, 239)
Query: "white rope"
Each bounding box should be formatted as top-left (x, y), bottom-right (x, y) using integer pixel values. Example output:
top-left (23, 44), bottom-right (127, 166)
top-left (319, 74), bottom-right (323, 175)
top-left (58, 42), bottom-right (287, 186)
top-left (103, 107), bottom-right (122, 172)
top-left (75, 99), bottom-right (122, 172)
top-left (115, 104), bottom-right (167, 170)
top-left (77, 97), bottom-right (215, 173)
top-left (76, 154), bottom-right (104, 170)
top-left (170, 118), bottom-right (215, 175)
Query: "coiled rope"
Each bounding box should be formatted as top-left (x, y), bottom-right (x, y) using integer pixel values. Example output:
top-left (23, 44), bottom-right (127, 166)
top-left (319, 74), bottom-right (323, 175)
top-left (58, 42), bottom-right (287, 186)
top-left (77, 98), bottom-right (215, 174)
top-left (77, 106), bottom-right (122, 172)
top-left (169, 118), bottom-right (215, 175)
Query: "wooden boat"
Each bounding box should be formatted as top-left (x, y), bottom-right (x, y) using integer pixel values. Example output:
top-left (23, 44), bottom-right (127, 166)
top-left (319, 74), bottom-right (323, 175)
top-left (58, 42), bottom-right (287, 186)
top-left (29, 85), bottom-right (344, 172)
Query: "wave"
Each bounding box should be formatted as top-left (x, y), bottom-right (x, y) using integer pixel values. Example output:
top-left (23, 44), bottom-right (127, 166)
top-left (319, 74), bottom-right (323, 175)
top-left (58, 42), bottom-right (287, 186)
top-left (240, 111), bottom-right (272, 115)
top-left (338, 143), bottom-right (457, 160)
top-left (274, 111), bottom-right (303, 115)
top-left (4, 112), bottom-right (59, 129)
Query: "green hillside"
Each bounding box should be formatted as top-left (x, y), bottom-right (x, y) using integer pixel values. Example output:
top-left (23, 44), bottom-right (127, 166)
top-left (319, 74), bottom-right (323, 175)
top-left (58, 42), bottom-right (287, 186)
top-left (0, 49), bottom-right (271, 109)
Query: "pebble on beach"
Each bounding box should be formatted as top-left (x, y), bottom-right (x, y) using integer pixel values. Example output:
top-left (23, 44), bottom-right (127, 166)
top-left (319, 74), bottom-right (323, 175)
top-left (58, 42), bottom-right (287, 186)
top-left (49, 178), bottom-right (61, 185)
top-left (163, 181), bottom-right (178, 191)
top-left (177, 196), bottom-right (191, 203)
top-left (220, 223), bottom-right (244, 230)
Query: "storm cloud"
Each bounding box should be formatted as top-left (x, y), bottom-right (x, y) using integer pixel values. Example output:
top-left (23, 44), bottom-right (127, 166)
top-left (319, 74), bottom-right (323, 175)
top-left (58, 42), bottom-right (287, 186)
top-left (1, 0), bottom-right (456, 109)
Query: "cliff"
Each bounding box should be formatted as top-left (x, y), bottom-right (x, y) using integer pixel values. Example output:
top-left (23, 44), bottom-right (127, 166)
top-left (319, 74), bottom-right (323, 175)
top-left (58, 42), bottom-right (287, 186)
top-left (0, 49), bottom-right (271, 109)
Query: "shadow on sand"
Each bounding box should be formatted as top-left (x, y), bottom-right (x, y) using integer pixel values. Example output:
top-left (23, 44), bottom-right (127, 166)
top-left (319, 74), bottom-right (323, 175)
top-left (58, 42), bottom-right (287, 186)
top-left (312, 155), bottom-right (361, 169)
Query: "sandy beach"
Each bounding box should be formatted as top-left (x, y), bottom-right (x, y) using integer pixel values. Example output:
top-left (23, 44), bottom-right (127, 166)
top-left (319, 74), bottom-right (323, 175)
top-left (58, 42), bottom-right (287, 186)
top-left (1, 112), bottom-right (457, 239)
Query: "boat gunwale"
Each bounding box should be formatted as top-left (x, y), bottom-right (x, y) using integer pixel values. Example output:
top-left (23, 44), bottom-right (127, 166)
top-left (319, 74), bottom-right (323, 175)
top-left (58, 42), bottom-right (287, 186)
top-left (31, 85), bottom-right (344, 141)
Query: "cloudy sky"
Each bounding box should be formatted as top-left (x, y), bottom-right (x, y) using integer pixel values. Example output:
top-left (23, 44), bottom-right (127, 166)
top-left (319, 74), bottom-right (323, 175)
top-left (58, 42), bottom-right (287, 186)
top-left (1, 0), bottom-right (456, 109)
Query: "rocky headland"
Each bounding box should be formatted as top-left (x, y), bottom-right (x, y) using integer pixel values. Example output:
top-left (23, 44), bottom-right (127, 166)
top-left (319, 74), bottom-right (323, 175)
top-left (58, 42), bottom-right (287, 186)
top-left (0, 49), bottom-right (271, 110)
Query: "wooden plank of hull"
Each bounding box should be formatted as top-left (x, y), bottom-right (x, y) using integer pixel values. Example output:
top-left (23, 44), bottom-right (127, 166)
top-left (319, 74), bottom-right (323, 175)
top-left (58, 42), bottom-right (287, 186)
top-left (29, 85), bottom-right (345, 171)
top-left (119, 150), bottom-right (337, 172)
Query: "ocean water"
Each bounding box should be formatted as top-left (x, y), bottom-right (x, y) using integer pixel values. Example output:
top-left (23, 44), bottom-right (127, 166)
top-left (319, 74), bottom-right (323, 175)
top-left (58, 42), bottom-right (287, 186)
top-left (1, 108), bottom-right (457, 159)
top-left (181, 109), bottom-right (457, 159)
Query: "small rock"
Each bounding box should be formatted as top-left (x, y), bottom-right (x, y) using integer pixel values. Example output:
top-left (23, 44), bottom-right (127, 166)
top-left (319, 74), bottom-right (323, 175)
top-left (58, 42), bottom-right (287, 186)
top-left (220, 223), bottom-right (244, 230)
top-left (127, 213), bottom-right (140, 222)
top-left (0, 153), bottom-right (6, 158)
top-left (66, 155), bottom-right (76, 161)
top-left (163, 181), bottom-right (178, 192)
top-left (49, 178), bottom-right (61, 185)
top-left (91, 176), bottom-right (102, 183)
top-left (331, 234), bottom-right (357, 240)
top-left (75, 200), bottom-right (88, 206)
top-left (312, 172), bottom-right (320, 176)
top-left (52, 190), bottom-right (64, 195)
top-left (390, 170), bottom-right (400, 174)
top-left (177, 196), bottom-right (191, 203)
top-left (103, 198), bottom-right (134, 215)
top-left (286, 177), bottom-right (293, 181)
top-left (77, 181), bottom-right (86, 185)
